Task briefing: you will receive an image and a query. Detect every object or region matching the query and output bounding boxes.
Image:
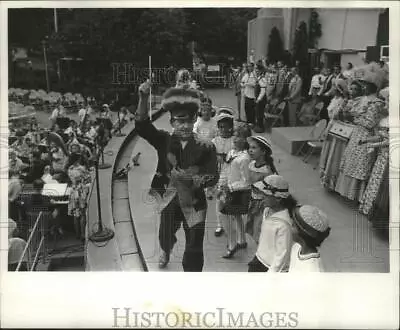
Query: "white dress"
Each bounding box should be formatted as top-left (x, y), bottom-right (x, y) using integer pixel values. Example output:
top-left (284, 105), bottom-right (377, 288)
top-left (288, 242), bottom-right (324, 272)
top-left (193, 118), bottom-right (218, 142)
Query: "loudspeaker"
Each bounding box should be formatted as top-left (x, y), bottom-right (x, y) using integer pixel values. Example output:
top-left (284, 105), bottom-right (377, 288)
top-left (366, 46), bottom-right (380, 63)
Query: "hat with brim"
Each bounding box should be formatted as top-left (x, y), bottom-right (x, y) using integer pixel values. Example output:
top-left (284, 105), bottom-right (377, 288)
top-left (248, 135), bottom-right (272, 150)
top-left (161, 87), bottom-right (200, 119)
top-left (293, 205), bottom-right (330, 245)
top-left (215, 106), bottom-right (235, 122)
top-left (216, 106), bottom-right (234, 117)
top-left (353, 62), bottom-right (387, 89)
top-left (252, 175), bottom-right (290, 199)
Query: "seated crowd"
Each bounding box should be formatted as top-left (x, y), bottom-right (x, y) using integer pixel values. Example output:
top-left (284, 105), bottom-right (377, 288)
top-left (8, 98), bottom-right (133, 262)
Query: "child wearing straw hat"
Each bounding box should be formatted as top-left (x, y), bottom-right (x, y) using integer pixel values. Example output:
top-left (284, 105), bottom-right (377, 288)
top-left (248, 175), bottom-right (298, 272)
top-left (289, 205), bottom-right (331, 272)
top-left (245, 136), bottom-right (278, 243)
top-left (212, 107), bottom-right (235, 236)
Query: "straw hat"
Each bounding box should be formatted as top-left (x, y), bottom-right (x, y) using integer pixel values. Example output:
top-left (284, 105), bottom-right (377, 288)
top-left (252, 175), bottom-right (290, 199)
top-left (248, 135), bottom-right (272, 150)
top-left (215, 106), bottom-right (235, 122)
top-left (293, 205), bottom-right (331, 244)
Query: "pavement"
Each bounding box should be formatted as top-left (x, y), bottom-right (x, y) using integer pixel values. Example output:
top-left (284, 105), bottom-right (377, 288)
top-left (128, 88), bottom-right (389, 272)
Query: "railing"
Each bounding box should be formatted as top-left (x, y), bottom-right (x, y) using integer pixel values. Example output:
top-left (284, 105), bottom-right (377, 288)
top-left (15, 211), bottom-right (47, 271)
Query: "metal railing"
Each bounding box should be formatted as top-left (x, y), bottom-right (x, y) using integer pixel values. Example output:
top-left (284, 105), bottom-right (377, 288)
top-left (15, 211), bottom-right (47, 271)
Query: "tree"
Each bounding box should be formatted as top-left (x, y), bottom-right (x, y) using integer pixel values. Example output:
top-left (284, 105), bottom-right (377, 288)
top-left (267, 27), bottom-right (284, 63)
top-left (292, 21), bottom-right (309, 65)
top-left (308, 9), bottom-right (322, 48)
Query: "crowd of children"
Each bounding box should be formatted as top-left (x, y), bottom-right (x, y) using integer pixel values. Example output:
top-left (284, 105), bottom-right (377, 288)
top-left (191, 81), bottom-right (331, 272)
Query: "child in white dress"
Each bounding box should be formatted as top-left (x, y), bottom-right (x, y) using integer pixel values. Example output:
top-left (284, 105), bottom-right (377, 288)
top-left (193, 97), bottom-right (218, 142)
top-left (219, 123), bottom-right (252, 258)
top-left (211, 108), bottom-right (235, 236)
top-left (289, 205), bottom-right (331, 272)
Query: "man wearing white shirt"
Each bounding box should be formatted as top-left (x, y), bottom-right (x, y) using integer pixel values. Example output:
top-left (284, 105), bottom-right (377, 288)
top-left (78, 105), bottom-right (92, 125)
top-left (308, 67), bottom-right (325, 96)
top-left (240, 64), bottom-right (257, 125)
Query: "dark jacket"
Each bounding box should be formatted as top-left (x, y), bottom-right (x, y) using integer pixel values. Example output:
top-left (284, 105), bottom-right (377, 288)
top-left (135, 118), bottom-right (219, 212)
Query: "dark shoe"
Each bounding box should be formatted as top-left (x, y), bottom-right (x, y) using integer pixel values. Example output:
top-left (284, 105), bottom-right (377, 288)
top-left (214, 227), bottom-right (224, 237)
top-left (222, 244), bottom-right (239, 259)
top-left (253, 126), bottom-right (264, 133)
top-left (158, 251), bottom-right (170, 269)
top-left (238, 242), bottom-right (248, 249)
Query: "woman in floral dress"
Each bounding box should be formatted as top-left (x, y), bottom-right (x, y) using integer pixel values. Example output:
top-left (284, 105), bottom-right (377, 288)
top-left (319, 80), bottom-right (360, 190)
top-left (67, 153), bottom-right (91, 240)
top-left (335, 65), bottom-right (386, 202)
top-left (359, 114), bottom-right (389, 230)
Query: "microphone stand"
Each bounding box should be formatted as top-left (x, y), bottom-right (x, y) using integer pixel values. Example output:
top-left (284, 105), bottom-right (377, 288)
top-left (88, 149), bottom-right (114, 243)
top-left (97, 124), bottom-right (112, 170)
top-left (113, 109), bottom-right (126, 137)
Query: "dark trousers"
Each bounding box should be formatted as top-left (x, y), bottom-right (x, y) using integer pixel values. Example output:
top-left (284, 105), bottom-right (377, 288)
top-left (244, 97), bottom-right (255, 124)
top-left (255, 97), bottom-right (267, 129)
top-left (248, 256), bottom-right (269, 272)
top-left (320, 96), bottom-right (332, 121)
top-left (159, 198), bottom-right (206, 272)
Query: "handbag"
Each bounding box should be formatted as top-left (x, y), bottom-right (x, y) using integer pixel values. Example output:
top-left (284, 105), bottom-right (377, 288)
top-left (220, 190), bottom-right (251, 215)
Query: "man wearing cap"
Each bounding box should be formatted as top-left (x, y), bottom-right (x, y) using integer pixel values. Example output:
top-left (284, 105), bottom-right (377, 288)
top-left (135, 81), bottom-right (219, 271)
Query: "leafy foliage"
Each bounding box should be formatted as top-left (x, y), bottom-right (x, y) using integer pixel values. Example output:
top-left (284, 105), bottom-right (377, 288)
top-left (292, 21), bottom-right (309, 64)
top-left (308, 9), bottom-right (322, 48)
top-left (267, 27), bottom-right (284, 63)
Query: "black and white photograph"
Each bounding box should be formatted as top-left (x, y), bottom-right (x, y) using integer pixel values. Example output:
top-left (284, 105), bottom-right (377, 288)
top-left (1, 1), bottom-right (399, 329)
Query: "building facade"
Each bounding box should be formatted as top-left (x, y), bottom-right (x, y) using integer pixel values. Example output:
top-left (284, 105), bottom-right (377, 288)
top-left (248, 8), bottom-right (388, 68)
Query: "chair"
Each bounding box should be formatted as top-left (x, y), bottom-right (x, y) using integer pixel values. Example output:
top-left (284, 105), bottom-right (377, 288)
top-left (265, 101), bottom-right (286, 128)
top-left (300, 101), bottom-right (324, 125)
top-left (300, 119), bottom-right (327, 169)
top-left (265, 98), bottom-right (279, 114)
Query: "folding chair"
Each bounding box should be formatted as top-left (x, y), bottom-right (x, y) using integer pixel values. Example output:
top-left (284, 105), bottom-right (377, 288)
top-left (265, 101), bottom-right (286, 128)
top-left (301, 101), bottom-right (324, 126)
top-left (295, 119), bottom-right (327, 157)
top-left (300, 119), bottom-right (327, 168)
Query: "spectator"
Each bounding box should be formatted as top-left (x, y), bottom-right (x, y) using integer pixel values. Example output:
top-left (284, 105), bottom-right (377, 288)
top-left (308, 67), bottom-right (325, 96)
top-left (67, 153), bottom-right (91, 240)
top-left (49, 104), bottom-right (66, 126)
top-left (342, 62), bottom-right (354, 81)
top-left (253, 62), bottom-right (267, 132)
top-left (25, 150), bottom-right (47, 183)
top-left (285, 67), bottom-right (303, 126)
top-left (8, 169), bottom-right (23, 222)
top-left (240, 63), bottom-right (257, 125)
top-left (8, 219), bottom-right (28, 271)
top-left (9, 149), bottom-right (26, 174)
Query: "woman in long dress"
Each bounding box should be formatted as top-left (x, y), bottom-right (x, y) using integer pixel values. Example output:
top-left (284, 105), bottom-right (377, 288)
top-left (335, 73), bottom-right (386, 202)
top-left (319, 80), bottom-right (361, 190)
top-left (359, 114), bottom-right (389, 229)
